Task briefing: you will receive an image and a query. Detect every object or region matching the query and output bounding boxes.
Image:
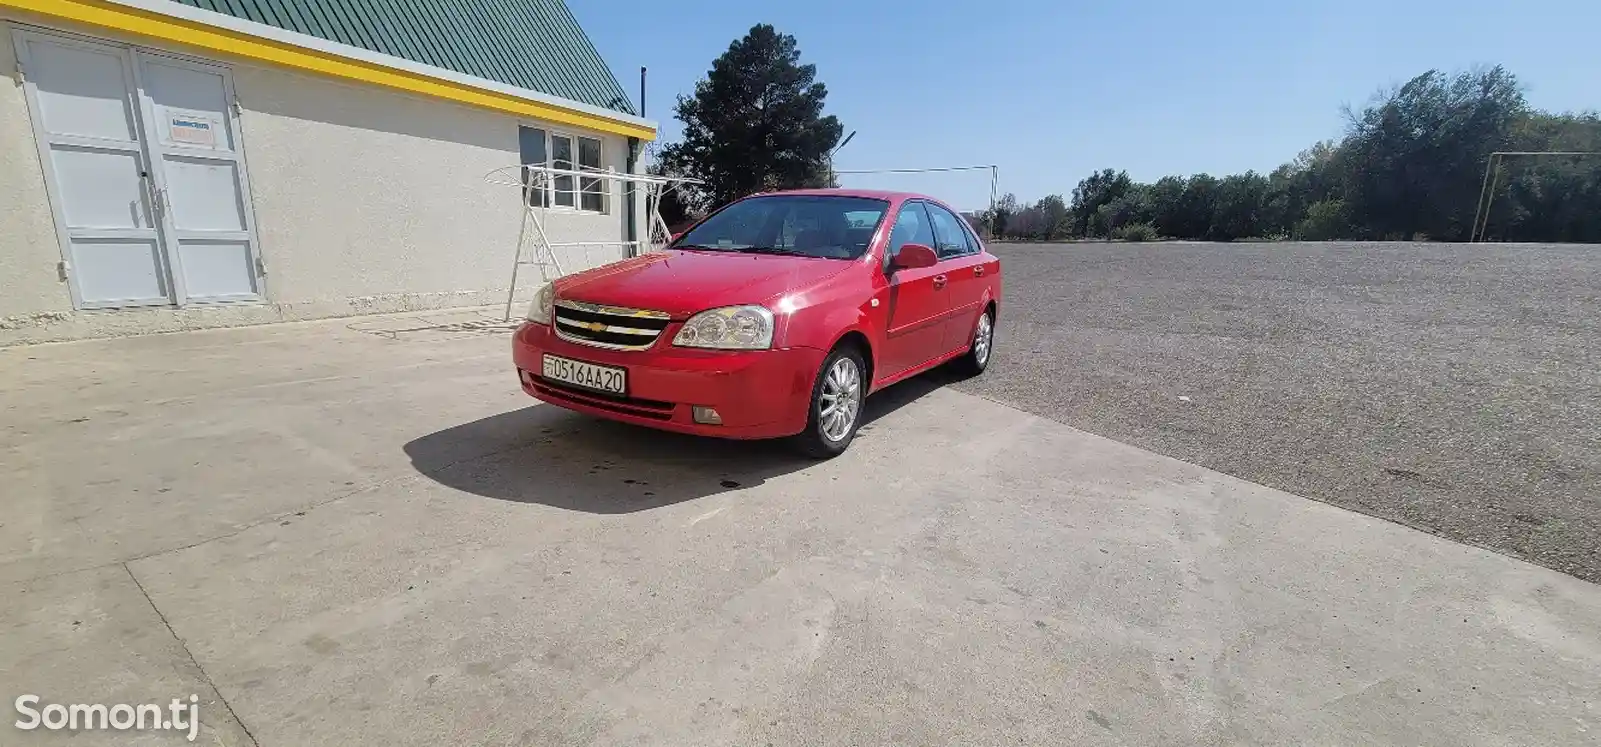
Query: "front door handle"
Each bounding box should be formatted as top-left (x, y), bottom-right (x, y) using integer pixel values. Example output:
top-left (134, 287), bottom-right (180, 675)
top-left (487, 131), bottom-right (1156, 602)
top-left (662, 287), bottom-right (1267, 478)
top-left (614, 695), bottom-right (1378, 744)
top-left (932, 274), bottom-right (947, 289)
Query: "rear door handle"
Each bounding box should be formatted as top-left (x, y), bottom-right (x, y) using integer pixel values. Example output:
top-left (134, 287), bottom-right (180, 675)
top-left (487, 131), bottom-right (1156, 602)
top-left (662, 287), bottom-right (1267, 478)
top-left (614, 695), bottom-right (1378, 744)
top-left (974, 266), bottom-right (986, 277)
top-left (932, 274), bottom-right (947, 289)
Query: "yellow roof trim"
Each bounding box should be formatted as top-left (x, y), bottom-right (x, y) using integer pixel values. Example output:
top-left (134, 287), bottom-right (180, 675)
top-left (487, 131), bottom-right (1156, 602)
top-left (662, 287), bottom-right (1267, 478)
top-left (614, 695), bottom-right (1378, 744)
top-left (2, 0), bottom-right (657, 141)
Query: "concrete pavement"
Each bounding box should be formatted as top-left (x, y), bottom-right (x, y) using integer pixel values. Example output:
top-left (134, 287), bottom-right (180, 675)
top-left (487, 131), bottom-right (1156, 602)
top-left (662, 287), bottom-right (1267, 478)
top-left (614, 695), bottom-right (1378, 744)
top-left (2, 309), bottom-right (1597, 745)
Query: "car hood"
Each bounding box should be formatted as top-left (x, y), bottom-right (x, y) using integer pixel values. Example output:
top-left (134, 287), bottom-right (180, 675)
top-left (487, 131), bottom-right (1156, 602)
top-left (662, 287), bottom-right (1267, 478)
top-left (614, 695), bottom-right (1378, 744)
top-left (555, 250), bottom-right (854, 318)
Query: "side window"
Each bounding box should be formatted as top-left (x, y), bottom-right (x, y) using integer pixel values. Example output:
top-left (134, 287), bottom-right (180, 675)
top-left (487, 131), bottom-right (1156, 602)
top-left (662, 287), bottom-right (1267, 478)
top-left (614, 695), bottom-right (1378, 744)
top-left (924, 203), bottom-right (975, 259)
top-left (958, 214), bottom-right (984, 253)
top-left (887, 202), bottom-right (935, 260)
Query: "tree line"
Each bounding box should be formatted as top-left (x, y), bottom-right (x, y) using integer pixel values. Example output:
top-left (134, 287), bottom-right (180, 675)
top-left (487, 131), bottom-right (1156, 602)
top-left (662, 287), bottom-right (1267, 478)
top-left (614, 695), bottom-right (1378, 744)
top-left (649, 29), bottom-right (1599, 245)
top-left (988, 67), bottom-right (1601, 243)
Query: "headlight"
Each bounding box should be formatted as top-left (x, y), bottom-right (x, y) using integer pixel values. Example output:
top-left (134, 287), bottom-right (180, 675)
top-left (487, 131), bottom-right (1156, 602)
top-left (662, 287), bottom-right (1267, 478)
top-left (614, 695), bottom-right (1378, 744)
top-left (525, 282), bottom-right (555, 324)
top-left (672, 305), bottom-right (774, 350)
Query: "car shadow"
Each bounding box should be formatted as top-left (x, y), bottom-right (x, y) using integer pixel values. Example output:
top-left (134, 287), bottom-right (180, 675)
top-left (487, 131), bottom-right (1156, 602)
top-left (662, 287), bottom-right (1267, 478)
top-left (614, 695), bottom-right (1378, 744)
top-left (402, 367), bottom-right (963, 514)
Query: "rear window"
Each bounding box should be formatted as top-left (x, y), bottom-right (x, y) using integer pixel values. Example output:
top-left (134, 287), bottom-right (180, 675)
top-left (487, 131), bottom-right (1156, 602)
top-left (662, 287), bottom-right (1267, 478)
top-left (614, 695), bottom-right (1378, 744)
top-left (672, 195), bottom-right (890, 260)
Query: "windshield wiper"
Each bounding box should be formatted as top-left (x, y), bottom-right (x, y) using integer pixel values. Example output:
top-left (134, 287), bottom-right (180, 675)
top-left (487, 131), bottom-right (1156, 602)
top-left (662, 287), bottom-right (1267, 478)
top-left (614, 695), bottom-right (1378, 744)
top-left (735, 246), bottom-right (818, 257)
top-left (672, 244), bottom-right (732, 252)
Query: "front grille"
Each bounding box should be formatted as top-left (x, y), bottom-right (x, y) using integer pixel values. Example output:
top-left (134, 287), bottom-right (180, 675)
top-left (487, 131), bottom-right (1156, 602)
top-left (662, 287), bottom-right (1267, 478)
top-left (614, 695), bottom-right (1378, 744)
top-left (553, 300), bottom-right (671, 350)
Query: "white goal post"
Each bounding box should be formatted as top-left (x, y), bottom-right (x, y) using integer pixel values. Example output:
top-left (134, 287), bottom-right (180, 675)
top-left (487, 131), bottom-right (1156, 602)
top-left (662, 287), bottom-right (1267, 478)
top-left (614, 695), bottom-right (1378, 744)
top-left (1470, 151), bottom-right (1601, 242)
top-left (485, 164), bottom-right (700, 320)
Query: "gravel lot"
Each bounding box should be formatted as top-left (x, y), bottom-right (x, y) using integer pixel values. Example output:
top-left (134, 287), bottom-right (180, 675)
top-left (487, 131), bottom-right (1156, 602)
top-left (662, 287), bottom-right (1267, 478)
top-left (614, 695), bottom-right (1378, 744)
top-left (958, 241), bottom-right (1601, 582)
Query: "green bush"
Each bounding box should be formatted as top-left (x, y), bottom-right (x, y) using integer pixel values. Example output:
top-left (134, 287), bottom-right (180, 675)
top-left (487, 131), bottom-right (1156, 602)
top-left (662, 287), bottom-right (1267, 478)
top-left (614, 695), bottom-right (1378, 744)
top-left (1111, 222), bottom-right (1161, 241)
top-left (1294, 199), bottom-right (1351, 240)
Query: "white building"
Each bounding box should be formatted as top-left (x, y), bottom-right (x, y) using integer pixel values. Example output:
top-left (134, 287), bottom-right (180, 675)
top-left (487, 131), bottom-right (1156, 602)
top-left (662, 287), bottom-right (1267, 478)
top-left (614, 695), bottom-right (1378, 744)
top-left (0, 0), bottom-right (656, 345)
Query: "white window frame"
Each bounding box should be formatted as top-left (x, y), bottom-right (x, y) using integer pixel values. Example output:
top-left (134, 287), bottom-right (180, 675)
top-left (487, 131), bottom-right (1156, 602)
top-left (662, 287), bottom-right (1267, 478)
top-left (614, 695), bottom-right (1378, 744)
top-left (519, 125), bottom-right (608, 215)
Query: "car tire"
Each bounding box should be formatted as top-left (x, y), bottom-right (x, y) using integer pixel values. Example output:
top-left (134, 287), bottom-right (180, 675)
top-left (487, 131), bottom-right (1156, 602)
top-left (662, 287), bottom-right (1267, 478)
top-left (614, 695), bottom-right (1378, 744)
top-left (951, 306), bottom-right (995, 377)
top-left (794, 345), bottom-right (867, 459)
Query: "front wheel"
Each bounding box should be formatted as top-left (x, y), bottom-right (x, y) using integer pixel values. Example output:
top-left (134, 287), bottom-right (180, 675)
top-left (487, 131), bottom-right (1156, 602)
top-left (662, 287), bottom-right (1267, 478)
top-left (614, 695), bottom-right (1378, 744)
top-left (950, 307), bottom-right (995, 377)
top-left (794, 346), bottom-right (866, 459)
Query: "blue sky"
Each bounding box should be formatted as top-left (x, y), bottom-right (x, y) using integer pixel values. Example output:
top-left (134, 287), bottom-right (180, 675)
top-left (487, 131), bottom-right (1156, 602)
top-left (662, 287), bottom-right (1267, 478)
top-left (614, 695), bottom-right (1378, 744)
top-left (573, 0), bottom-right (1598, 212)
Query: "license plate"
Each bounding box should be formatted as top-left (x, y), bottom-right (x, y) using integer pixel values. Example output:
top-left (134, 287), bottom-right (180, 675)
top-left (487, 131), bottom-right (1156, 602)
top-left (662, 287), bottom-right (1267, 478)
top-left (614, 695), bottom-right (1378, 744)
top-left (541, 354), bottom-right (626, 395)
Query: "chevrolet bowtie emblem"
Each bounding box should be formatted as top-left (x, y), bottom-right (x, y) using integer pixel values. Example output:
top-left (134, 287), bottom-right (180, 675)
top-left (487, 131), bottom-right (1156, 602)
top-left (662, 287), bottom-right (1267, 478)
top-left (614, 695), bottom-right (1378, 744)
top-left (582, 321), bottom-right (606, 332)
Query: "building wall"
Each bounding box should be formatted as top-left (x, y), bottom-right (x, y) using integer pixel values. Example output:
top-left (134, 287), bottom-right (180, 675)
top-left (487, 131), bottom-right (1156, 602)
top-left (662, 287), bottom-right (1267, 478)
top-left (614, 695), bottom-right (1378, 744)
top-left (232, 60), bottom-right (639, 309)
top-left (0, 31), bottom-right (71, 329)
top-left (0, 17), bottom-right (647, 345)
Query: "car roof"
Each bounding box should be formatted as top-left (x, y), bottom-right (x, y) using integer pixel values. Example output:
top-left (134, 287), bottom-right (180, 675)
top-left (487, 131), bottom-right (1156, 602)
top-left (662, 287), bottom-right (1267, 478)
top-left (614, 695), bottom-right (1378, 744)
top-left (749, 188), bottom-right (934, 202)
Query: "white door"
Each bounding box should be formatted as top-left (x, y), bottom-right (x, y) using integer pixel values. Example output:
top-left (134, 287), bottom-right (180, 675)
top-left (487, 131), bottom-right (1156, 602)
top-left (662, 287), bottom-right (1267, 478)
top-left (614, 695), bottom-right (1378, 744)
top-left (15, 31), bottom-right (171, 307)
top-left (134, 50), bottom-right (261, 302)
top-left (16, 29), bottom-right (263, 308)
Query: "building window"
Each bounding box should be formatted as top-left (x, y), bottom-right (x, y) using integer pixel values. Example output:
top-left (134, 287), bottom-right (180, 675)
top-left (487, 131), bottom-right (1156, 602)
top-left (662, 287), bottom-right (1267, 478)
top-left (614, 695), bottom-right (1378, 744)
top-left (518, 126), bottom-right (548, 208)
top-left (579, 136), bottom-right (604, 212)
top-left (519, 126), bottom-right (606, 214)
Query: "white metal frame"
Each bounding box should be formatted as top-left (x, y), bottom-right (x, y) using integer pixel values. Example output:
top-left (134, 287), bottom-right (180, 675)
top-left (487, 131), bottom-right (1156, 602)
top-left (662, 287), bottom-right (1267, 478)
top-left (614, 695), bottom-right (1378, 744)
top-left (11, 24), bottom-right (267, 309)
top-left (485, 164), bottom-right (699, 320)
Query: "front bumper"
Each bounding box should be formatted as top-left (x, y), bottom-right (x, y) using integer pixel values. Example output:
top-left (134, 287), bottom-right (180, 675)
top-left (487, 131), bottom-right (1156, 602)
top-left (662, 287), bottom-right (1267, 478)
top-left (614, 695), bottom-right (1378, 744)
top-left (511, 322), bottom-right (825, 439)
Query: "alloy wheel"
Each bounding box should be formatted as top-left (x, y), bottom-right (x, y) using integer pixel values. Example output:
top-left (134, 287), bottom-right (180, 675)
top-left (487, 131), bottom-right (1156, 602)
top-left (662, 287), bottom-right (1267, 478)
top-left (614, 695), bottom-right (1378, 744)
top-left (818, 357), bottom-right (862, 441)
top-left (974, 312), bottom-right (993, 366)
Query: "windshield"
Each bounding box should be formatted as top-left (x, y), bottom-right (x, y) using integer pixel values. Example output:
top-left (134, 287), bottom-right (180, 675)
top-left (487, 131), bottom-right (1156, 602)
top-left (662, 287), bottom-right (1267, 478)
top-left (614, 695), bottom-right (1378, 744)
top-left (672, 195), bottom-right (890, 260)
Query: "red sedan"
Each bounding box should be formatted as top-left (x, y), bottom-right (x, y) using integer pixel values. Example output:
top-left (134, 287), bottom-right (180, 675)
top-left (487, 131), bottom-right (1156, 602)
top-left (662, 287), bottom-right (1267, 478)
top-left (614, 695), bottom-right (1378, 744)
top-left (512, 189), bottom-right (1002, 457)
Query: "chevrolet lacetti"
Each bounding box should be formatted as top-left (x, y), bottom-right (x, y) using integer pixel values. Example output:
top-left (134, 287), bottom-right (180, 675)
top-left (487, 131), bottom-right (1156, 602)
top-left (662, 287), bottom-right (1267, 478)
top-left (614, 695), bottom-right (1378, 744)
top-left (512, 189), bottom-right (1002, 457)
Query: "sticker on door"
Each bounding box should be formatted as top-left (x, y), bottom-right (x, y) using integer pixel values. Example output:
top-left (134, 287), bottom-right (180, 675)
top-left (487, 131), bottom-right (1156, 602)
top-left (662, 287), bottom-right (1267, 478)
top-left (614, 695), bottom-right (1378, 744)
top-left (168, 114), bottom-right (216, 147)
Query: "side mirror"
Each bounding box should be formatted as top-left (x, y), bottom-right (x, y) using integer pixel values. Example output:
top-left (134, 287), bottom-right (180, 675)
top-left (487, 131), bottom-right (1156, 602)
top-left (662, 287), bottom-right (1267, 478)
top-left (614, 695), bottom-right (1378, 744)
top-left (889, 243), bottom-right (938, 272)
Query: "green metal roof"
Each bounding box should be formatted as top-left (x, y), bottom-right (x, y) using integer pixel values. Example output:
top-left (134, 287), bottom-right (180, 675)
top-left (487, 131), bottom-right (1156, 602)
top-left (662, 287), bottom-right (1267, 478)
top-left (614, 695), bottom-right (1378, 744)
top-left (172, 0), bottom-right (637, 115)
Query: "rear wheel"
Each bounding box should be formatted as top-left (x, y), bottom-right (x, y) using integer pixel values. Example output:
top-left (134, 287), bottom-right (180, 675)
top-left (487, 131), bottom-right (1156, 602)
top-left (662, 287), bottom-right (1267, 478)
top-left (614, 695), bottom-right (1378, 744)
top-left (951, 307), bottom-right (995, 377)
top-left (794, 346), bottom-right (866, 459)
